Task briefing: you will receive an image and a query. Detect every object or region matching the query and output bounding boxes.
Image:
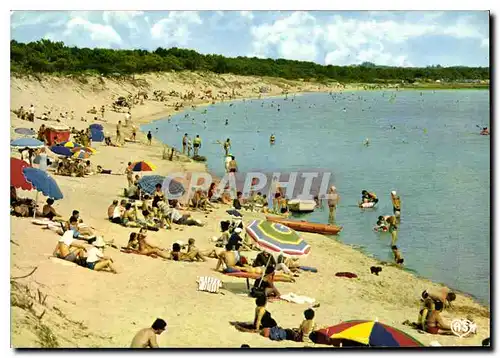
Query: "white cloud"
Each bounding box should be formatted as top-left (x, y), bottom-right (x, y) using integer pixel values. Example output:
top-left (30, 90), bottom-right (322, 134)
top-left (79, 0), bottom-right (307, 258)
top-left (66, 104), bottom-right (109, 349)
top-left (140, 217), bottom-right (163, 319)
top-left (64, 17), bottom-right (122, 46)
top-left (150, 11), bottom-right (202, 46)
top-left (240, 11), bottom-right (254, 20)
top-left (250, 11), bottom-right (489, 66)
top-left (102, 11), bottom-right (144, 28)
top-left (480, 38), bottom-right (489, 48)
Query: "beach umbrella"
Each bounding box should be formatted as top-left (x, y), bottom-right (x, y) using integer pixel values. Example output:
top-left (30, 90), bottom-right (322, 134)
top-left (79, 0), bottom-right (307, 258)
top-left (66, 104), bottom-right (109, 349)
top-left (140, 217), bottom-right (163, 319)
top-left (314, 320), bottom-right (424, 347)
top-left (70, 146), bottom-right (96, 154)
top-left (89, 123), bottom-right (104, 131)
top-left (22, 167), bottom-right (63, 200)
top-left (73, 150), bottom-right (91, 160)
top-left (10, 158), bottom-right (33, 190)
top-left (49, 145), bottom-right (73, 157)
top-left (90, 128), bottom-right (105, 142)
top-left (14, 128), bottom-right (36, 136)
top-left (128, 161), bottom-right (156, 172)
top-left (11, 138), bottom-right (44, 149)
top-left (245, 219), bottom-right (311, 258)
top-left (137, 175), bottom-right (185, 196)
top-left (60, 141), bottom-right (82, 149)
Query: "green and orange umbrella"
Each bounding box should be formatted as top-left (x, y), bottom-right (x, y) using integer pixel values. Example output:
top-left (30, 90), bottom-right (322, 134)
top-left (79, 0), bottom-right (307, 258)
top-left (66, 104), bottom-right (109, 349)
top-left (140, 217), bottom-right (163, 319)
top-left (314, 320), bottom-right (424, 347)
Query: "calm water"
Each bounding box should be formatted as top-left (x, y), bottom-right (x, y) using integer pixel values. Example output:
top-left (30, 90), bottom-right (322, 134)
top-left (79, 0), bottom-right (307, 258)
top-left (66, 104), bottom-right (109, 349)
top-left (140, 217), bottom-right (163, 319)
top-left (142, 90), bottom-right (490, 306)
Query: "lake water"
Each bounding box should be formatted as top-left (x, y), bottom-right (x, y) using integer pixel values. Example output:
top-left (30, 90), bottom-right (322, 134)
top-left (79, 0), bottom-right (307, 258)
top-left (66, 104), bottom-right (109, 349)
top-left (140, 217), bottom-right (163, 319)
top-left (142, 90), bottom-right (490, 306)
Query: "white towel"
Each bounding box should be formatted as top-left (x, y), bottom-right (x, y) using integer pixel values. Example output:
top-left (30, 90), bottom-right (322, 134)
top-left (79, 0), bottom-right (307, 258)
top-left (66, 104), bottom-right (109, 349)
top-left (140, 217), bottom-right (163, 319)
top-left (280, 293), bottom-right (316, 304)
top-left (197, 276), bottom-right (222, 294)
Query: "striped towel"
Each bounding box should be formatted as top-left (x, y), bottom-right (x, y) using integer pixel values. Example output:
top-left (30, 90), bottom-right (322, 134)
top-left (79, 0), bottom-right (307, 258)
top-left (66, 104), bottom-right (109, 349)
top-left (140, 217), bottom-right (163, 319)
top-left (197, 276), bottom-right (222, 294)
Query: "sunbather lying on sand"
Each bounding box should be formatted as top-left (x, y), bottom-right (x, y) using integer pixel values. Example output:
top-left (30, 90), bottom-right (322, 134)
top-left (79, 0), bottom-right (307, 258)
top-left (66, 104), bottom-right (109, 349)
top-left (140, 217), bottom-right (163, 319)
top-left (52, 230), bottom-right (87, 263)
top-left (134, 229), bottom-right (170, 259)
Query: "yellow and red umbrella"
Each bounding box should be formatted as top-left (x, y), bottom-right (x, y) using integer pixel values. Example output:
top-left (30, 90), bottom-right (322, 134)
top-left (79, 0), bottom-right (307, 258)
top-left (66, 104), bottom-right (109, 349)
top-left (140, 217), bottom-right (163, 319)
top-left (314, 320), bottom-right (423, 347)
top-left (128, 161), bottom-right (156, 172)
top-left (61, 141), bottom-right (82, 149)
top-left (71, 146), bottom-right (96, 154)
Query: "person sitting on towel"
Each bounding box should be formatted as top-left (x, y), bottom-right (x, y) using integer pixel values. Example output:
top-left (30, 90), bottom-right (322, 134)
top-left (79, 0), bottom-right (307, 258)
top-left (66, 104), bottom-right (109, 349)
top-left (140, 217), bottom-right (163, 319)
top-left (42, 198), bottom-right (62, 221)
top-left (52, 230), bottom-right (87, 263)
top-left (215, 244), bottom-right (239, 271)
top-left (137, 229), bottom-right (170, 259)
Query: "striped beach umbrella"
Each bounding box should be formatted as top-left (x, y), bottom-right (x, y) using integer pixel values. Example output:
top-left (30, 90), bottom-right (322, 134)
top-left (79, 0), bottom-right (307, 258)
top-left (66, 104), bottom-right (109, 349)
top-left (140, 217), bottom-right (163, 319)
top-left (137, 175), bottom-right (186, 196)
top-left (314, 320), bottom-right (424, 347)
top-left (73, 150), bottom-right (91, 160)
top-left (128, 161), bottom-right (156, 172)
top-left (245, 219), bottom-right (311, 257)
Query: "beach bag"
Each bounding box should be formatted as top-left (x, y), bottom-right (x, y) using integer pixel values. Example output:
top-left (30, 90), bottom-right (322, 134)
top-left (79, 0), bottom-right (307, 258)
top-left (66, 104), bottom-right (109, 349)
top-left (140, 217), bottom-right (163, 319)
top-left (197, 276), bottom-right (222, 294)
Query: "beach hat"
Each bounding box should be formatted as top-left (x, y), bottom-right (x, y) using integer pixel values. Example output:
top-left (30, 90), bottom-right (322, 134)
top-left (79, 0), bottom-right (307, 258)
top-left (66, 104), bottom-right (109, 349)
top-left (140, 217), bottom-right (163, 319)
top-left (234, 227), bottom-right (242, 234)
top-left (93, 236), bottom-right (106, 248)
top-left (391, 190), bottom-right (397, 195)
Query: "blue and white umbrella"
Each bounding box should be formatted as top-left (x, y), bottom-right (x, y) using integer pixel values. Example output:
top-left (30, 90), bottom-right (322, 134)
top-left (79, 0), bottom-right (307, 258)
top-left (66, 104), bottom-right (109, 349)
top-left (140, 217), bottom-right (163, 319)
top-left (11, 138), bottom-right (44, 149)
top-left (22, 167), bottom-right (63, 200)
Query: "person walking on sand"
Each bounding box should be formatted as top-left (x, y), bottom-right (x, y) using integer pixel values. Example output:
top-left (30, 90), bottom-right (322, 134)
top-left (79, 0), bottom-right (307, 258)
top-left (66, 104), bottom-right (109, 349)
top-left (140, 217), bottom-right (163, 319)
top-left (116, 121), bottom-right (122, 144)
top-left (193, 135), bottom-right (202, 156)
top-left (182, 133), bottom-right (188, 154)
top-left (147, 131), bottom-right (152, 145)
top-left (130, 318), bottom-right (167, 348)
top-left (223, 138), bottom-right (231, 156)
top-left (327, 185), bottom-right (339, 224)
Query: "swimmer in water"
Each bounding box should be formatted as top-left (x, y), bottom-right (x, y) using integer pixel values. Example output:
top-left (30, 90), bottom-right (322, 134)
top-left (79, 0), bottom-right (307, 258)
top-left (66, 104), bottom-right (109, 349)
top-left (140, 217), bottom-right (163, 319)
top-left (225, 119), bottom-right (229, 126)
top-left (391, 245), bottom-right (404, 266)
top-left (270, 134), bottom-right (276, 144)
top-left (363, 138), bottom-right (370, 146)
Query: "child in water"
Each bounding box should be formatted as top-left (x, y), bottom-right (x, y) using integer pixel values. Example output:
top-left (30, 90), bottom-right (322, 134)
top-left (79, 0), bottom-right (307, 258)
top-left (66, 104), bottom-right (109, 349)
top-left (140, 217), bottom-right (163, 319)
top-left (391, 245), bottom-right (404, 266)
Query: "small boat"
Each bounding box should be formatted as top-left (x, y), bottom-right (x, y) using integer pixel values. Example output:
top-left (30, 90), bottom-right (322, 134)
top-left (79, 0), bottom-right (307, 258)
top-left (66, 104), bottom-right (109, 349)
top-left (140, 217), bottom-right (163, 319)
top-left (266, 216), bottom-right (343, 235)
top-left (287, 199), bottom-right (316, 213)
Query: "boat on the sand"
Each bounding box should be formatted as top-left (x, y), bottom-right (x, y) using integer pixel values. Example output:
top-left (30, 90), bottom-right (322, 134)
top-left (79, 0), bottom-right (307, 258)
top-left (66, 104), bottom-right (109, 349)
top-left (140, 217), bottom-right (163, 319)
top-left (287, 199), bottom-right (316, 213)
top-left (266, 216), bottom-right (343, 235)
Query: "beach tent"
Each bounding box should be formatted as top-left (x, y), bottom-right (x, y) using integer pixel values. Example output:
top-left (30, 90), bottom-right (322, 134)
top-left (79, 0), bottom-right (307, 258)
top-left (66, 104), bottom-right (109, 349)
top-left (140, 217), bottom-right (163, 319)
top-left (44, 123), bottom-right (70, 146)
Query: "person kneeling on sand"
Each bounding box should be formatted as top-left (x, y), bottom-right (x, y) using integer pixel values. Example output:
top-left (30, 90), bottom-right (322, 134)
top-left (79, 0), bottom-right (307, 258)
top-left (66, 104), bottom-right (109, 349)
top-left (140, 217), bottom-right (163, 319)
top-left (137, 229), bottom-right (170, 259)
top-left (130, 318), bottom-right (167, 348)
top-left (252, 265), bottom-right (281, 298)
top-left (52, 230), bottom-right (87, 263)
top-left (86, 237), bottom-right (117, 274)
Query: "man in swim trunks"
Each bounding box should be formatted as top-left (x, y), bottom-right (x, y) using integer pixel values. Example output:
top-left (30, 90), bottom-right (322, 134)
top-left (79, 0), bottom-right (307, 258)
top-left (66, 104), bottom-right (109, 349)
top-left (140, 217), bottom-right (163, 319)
top-left (52, 230), bottom-right (87, 263)
top-left (182, 133), bottom-right (188, 154)
top-left (327, 186), bottom-right (339, 224)
top-left (391, 190), bottom-right (401, 220)
top-left (422, 288), bottom-right (456, 309)
top-left (130, 318), bottom-right (167, 348)
top-left (193, 134), bottom-right (202, 156)
top-left (383, 215), bottom-right (398, 245)
top-left (425, 301), bottom-right (453, 335)
top-left (215, 244), bottom-right (239, 271)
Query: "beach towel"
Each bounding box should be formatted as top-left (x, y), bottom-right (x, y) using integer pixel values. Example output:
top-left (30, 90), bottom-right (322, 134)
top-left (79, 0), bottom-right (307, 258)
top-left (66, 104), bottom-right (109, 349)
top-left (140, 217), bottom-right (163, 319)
top-left (223, 270), bottom-right (293, 283)
top-left (197, 276), bottom-right (222, 294)
top-left (299, 266), bottom-right (318, 273)
top-left (280, 293), bottom-right (316, 305)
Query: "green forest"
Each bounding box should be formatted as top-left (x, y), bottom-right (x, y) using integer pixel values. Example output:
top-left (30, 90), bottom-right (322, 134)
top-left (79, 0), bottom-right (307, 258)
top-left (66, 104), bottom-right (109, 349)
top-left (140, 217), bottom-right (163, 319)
top-left (11, 39), bottom-right (490, 83)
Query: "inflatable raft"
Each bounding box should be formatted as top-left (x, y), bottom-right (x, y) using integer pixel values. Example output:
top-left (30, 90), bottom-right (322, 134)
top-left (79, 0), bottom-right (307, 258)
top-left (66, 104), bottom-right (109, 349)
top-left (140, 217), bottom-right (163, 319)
top-left (265, 216), bottom-right (343, 235)
top-left (359, 201), bottom-right (377, 208)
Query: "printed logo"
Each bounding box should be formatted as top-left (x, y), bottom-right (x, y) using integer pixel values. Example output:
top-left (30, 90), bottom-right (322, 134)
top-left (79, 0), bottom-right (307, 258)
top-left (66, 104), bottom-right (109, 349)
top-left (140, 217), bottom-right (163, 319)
top-left (450, 319), bottom-right (477, 338)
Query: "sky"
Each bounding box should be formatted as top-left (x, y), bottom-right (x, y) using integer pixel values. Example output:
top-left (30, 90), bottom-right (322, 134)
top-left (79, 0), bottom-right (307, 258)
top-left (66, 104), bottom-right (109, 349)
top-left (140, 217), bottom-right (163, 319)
top-left (10, 10), bottom-right (490, 67)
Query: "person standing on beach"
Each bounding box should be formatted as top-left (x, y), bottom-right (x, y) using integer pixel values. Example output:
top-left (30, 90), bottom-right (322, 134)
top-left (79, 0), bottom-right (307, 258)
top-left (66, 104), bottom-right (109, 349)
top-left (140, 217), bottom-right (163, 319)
top-left (223, 138), bottom-right (231, 156)
top-left (100, 105), bottom-right (105, 119)
top-left (125, 111), bottom-right (132, 127)
top-left (193, 135), bottom-right (202, 156)
top-left (130, 318), bottom-right (167, 348)
top-left (147, 131), bottom-right (152, 145)
top-left (116, 121), bottom-right (122, 144)
top-left (327, 186), bottom-right (339, 224)
top-left (228, 156), bottom-right (238, 173)
top-left (182, 133), bottom-right (188, 154)
top-left (391, 191), bottom-right (401, 220)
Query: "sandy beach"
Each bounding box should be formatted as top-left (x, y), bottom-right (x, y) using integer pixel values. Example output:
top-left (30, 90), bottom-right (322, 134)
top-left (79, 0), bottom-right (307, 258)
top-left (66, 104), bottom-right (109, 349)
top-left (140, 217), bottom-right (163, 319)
top-left (10, 72), bottom-right (490, 348)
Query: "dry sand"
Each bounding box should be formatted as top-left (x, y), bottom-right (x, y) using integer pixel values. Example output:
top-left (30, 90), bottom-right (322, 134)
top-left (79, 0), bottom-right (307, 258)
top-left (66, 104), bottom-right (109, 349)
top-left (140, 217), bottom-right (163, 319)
top-left (10, 72), bottom-right (489, 348)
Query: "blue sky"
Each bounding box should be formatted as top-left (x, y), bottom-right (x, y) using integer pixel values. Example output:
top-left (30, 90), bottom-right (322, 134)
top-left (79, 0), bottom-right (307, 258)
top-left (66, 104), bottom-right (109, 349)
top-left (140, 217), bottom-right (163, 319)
top-left (10, 10), bottom-right (490, 67)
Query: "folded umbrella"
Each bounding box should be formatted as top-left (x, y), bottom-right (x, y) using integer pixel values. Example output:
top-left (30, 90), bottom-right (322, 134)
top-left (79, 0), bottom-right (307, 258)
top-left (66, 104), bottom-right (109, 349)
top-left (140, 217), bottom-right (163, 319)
top-left (22, 167), bottom-right (63, 200)
top-left (11, 138), bottom-right (44, 149)
top-left (10, 158), bottom-right (33, 190)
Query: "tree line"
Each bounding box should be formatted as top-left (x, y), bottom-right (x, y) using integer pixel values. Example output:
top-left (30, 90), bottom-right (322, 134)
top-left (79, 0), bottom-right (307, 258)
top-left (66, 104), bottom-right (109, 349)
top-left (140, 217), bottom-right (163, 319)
top-left (11, 39), bottom-right (489, 83)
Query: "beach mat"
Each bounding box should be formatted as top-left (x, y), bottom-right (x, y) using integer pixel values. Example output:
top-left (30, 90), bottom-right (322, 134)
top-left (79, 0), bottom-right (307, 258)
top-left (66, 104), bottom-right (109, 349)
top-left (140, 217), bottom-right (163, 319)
top-left (223, 271), bottom-right (293, 283)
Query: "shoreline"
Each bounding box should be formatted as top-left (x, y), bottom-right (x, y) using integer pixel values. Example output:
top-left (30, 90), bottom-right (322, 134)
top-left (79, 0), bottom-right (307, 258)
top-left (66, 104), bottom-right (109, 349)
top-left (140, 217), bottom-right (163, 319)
top-left (10, 72), bottom-right (490, 347)
top-left (138, 90), bottom-right (490, 309)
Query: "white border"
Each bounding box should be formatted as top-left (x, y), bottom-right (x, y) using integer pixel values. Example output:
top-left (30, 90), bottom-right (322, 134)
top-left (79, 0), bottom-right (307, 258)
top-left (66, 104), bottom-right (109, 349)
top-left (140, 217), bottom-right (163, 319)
top-left (3, 1), bottom-right (496, 358)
